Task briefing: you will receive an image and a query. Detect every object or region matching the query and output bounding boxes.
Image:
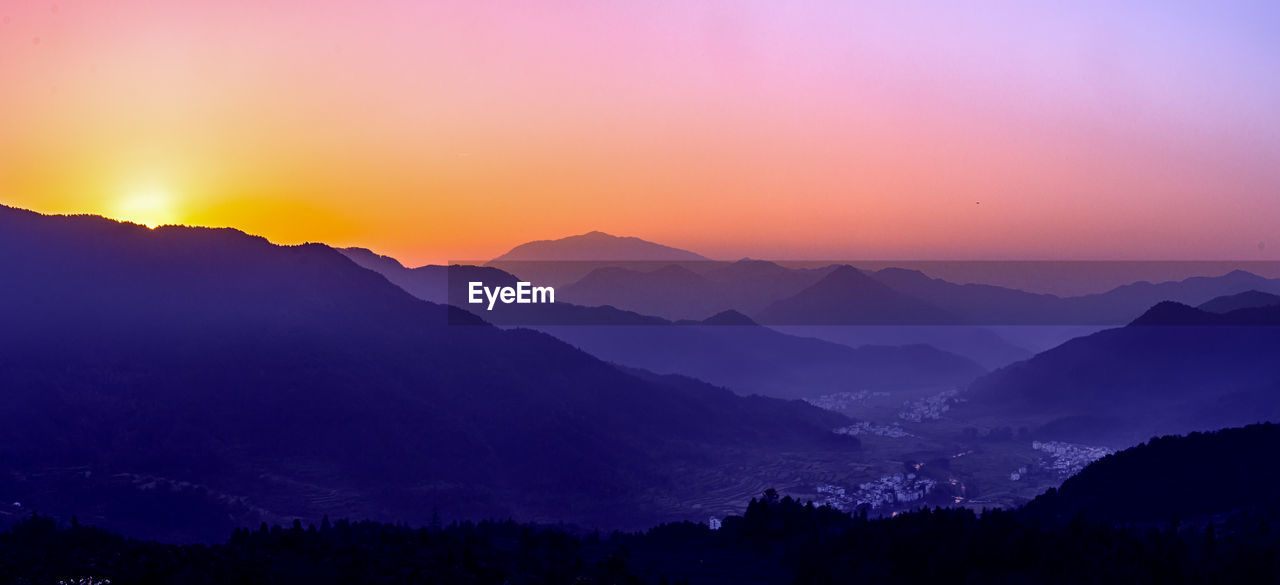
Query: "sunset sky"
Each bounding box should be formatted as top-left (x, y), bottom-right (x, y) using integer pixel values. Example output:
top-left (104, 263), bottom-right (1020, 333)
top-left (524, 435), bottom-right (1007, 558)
top-left (2, 1), bottom-right (1278, 265)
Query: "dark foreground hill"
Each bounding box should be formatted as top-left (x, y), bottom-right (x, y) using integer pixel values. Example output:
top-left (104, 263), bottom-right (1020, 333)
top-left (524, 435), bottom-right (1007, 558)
top-left (0, 205), bottom-right (855, 542)
top-left (7, 424), bottom-right (1280, 584)
top-left (1026, 423), bottom-right (1280, 523)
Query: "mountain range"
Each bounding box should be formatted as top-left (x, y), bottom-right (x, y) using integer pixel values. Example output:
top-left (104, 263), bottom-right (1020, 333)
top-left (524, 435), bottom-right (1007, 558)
top-left (556, 258), bottom-right (1280, 328)
top-left (340, 250), bottom-right (985, 398)
top-left (536, 249), bottom-right (1280, 368)
top-left (1197, 289), bottom-right (1280, 313)
top-left (0, 205), bottom-right (858, 541)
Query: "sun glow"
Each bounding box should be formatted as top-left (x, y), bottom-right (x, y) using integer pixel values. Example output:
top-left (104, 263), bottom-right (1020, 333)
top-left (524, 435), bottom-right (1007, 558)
top-left (113, 188), bottom-right (180, 228)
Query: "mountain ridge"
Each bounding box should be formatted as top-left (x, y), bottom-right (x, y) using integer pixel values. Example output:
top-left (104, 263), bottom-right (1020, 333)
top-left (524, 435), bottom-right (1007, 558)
top-left (0, 205), bottom-right (857, 541)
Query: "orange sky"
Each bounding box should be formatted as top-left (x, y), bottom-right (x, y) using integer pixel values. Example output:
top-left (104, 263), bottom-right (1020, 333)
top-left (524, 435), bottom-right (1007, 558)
top-left (2, 1), bottom-right (1278, 265)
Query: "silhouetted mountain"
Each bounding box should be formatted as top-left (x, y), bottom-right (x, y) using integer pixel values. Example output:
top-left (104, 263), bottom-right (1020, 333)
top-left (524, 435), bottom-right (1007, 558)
top-left (1027, 423), bottom-right (1280, 523)
top-left (340, 246), bottom-right (407, 273)
top-left (1056, 269), bottom-right (1280, 324)
top-left (541, 252), bottom-right (1280, 327)
top-left (492, 230), bottom-right (707, 262)
top-left (871, 266), bottom-right (1280, 325)
top-left (558, 264), bottom-right (725, 320)
top-left (701, 259), bottom-right (835, 311)
top-left (960, 301), bottom-right (1280, 445)
top-left (756, 265), bottom-right (955, 325)
top-left (550, 261), bottom-right (1280, 367)
top-left (1129, 301), bottom-right (1280, 326)
top-left (538, 323), bottom-right (984, 399)
top-left (558, 259), bottom-right (831, 320)
top-left (1128, 301), bottom-right (1227, 326)
top-left (770, 325), bottom-right (1037, 371)
top-left (869, 267), bottom-right (1063, 324)
top-left (344, 253), bottom-right (984, 398)
top-left (1198, 289), bottom-right (1280, 313)
top-left (783, 267), bottom-right (1280, 367)
top-left (698, 309), bottom-right (758, 326)
top-left (488, 231), bottom-right (709, 286)
top-left (0, 205), bottom-right (856, 542)
top-left (549, 261), bottom-right (1038, 369)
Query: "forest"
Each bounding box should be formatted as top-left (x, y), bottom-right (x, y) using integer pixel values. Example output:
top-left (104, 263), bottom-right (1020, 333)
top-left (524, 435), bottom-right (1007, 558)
top-left (4, 488), bottom-right (1279, 585)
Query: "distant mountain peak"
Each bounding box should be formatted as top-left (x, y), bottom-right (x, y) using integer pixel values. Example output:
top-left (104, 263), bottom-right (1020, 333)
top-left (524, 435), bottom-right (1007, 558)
top-left (874, 266), bottom-right (932, 280)
top-left (1129, 301), bottom-right (1219, 326)
top-left (755, 263), bottom-right (955, 325)
top-left (491, 232), bottom-right (707, 262)
top-left (815, 264), bottom-right (878, 285)
top-left (701, 309), bottom-right (758, 326)
top-left (1223, 269), bottom-right (1262, 280)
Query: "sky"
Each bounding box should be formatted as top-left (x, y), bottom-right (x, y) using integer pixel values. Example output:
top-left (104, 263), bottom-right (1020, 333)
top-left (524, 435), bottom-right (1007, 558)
top-left (1, 0), bottom-right (1278, 265)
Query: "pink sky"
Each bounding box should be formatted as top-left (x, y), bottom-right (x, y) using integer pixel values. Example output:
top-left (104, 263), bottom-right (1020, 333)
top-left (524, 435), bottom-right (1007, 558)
top-left (1, 1), bottom-right (1278, 264)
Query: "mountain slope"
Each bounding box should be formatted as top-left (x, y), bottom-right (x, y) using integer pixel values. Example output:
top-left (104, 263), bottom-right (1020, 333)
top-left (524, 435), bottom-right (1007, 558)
top-left (1026, 423), bottom-right (1280, 523)
top-left (960, 302), bottom-right (1280, 445)
top-left (0, 206), bottom-right (855, 541)
top-left (341, 247), bottom-right (519, 305)
top-left (538, 319), bottom-right (985, 399)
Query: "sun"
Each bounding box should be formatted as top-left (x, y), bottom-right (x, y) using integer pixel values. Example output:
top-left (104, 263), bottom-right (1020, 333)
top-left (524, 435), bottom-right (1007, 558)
top-left (113, 187), bottom-right (180, 228)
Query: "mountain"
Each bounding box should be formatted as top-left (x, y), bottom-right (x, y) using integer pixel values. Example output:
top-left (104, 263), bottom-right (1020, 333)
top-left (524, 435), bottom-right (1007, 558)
top-left (558, 259), bottom-right (831, 320)
top-left (550, 260), bottom-right (1280, 368)
top-left (559, 264), bottom-right (725, 321)
top-left (0, 205), bottom-right (857, 542)
top-left (959, 301), bottom-right (1280, 445)
top-left (561, 261), bottom-right (1041, 368)
top-left (340, 247), bottom-right (519, 305)
top-left (756, 265), bottom-right (955, 325)
top-left (341, 255), bottom-right (985, 398)
top-left (550, 256), bottom-right (1280, 327)
top-left (488, 231), bottom-right (708, 286)
top-left (786, 267), bottom-right (1280, 368)
top-left (769, 324), bottom-right (1036, 371)
top-left (869, 267), bottom-right (1063, 324)
top-left (1054, 269), bottom-right (1280, 324)
top-left (870, 266), bottom-right (1280, 325)
top-left (1026, 423), bottom-right (1280, 523)
top-left (537, 318), bottom-right (985, 399)
top-left (1198, 290), bottom-right (1280, 314)
top-left (492, 230), bottom-right (707, 262)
